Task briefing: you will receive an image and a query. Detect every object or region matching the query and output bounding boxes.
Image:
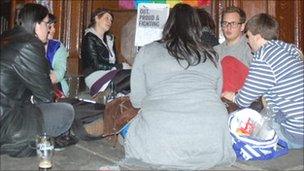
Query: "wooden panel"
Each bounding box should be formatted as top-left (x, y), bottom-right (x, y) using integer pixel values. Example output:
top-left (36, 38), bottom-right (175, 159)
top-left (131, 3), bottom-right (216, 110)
top-left (68, 0), bottom-right (83, 75)
top-left (48, 0), bottom-right (302, 76)
top-left (276, 1), bottom-right (295, 44)
top-left (91, 0), bottom-right (119, 10)
top-left (52, 0), bottom-right (64, 40)
top-left (211, 0), bottom-right (220, 36)
top-left (82, 0), bottom-right (93, 31)
top-left (230, 0), bottom-right (242, 7)
top-left (51, 1), bottom-right (59, 37)
top-left (242, 0), bottom-right (267, 19)
top-left (294, 0), bottom-right (303, 51)
top-left (56, 0), bottom-right (84, 75)
top-left (267, 0), bottom-right (276, 16)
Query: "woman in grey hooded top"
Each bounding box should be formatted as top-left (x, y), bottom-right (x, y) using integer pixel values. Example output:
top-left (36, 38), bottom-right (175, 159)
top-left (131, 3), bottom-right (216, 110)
top-left (122, 3), bottom-right (236, 170)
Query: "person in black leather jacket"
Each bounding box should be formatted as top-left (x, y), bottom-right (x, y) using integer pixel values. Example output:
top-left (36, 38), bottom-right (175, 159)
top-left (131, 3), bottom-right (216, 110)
top-left (0, 3), bottom-right (75, 157)
top-left (81, 8), bottom-right (122, 77)
top-left (81, 8), bottom-right (127, 97)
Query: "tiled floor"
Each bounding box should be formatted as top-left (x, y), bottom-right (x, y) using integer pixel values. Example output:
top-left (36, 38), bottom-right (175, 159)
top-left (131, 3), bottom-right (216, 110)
top-left (1, 138), bottom-right (303, 170)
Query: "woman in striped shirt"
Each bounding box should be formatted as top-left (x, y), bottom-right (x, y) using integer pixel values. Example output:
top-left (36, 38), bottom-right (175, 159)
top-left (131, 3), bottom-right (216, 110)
top-left (222, 13), bottom-right (304, 149)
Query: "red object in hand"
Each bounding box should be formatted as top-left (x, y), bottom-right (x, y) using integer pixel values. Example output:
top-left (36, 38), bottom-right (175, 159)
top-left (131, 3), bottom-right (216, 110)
top-left (221, 56), bottom-right (249, 93)
top-left (54, 88), bottom-right (65, 101)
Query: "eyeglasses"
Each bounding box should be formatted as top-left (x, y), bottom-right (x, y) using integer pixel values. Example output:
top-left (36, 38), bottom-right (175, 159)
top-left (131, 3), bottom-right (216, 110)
top-left (41, 20), bottom-right (50, 26)
top-left (221, 21), bottom-right (243, 28)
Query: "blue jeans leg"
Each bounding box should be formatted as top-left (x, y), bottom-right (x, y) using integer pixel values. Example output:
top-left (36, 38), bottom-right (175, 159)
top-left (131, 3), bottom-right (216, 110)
top-left (37, 102), bottom-right (75, 137)
top-left (272, 121), bottom-right (303, 149)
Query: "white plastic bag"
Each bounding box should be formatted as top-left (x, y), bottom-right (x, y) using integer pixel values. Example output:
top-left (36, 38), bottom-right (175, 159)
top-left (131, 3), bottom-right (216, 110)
top-left (228, 108), bottom-right (288, 160)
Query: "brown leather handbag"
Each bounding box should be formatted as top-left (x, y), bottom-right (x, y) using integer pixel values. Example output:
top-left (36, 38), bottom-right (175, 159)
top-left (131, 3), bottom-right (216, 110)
top-left (102, 96), bottom-right (139, 147)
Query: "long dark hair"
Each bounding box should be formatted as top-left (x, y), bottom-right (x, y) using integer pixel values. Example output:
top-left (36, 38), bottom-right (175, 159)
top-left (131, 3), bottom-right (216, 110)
top-left (48, 13), bottom-right (57, 24)
top-left (18, 3), bottom-right (49, 35)
top-left (160, 3), bottom-right (217, 68)
top-left (197, 8), bottom-right (216, 32)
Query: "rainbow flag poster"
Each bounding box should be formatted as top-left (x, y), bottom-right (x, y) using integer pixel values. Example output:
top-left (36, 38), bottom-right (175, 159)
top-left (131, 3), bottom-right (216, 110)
top-left (119, 0), bottom-right (211, 9)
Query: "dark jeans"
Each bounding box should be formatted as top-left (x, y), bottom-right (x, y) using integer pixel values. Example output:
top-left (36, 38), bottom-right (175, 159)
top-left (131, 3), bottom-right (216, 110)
top-left (262, 108), bottom-right (304, 149)
top-left (37, 102), bottom-right (75, 137)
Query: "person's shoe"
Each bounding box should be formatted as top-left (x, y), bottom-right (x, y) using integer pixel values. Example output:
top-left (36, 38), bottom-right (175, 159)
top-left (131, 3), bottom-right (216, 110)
top-left (84, 117), bottom-right (104, 136)
top-left (54, 134), bottom-right (79, 151)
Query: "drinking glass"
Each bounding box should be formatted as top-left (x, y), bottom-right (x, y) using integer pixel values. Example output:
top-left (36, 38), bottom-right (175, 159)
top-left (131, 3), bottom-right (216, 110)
top-left (36, 134), bottom-right (54, 169)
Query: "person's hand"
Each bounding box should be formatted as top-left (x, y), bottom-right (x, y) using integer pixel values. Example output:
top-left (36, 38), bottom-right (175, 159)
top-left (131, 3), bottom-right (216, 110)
top-left (122, 62), bottom-right (132, 69)
top-left (49, 70), bottom-right (58, 84)
top-left (222, 91), bottom-right (236, 102)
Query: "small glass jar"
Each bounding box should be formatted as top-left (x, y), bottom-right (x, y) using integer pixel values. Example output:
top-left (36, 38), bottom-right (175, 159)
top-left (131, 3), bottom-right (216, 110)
top-left (36, 134), bottom-right (54, 169)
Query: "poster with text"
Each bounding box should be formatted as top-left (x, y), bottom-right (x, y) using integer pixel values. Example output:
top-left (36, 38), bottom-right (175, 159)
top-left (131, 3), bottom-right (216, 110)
top-left (135, 3), bottom-right (170, 47)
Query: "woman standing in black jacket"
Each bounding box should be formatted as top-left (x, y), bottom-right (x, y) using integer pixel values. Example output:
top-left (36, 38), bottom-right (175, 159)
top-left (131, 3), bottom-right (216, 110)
top-left (81, 8), bottom-right (125, 97)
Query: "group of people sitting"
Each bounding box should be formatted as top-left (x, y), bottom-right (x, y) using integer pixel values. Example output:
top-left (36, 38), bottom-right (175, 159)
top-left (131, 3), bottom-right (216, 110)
top-left (0, 2), bottom-right (303, 170)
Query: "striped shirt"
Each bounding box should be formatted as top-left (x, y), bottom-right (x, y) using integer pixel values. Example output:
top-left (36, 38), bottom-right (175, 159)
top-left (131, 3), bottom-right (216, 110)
top-left (235, 40), bottom-right (304, 139)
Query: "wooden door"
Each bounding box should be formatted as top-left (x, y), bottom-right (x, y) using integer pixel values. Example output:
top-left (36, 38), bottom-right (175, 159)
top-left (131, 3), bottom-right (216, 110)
top-left (50, 0), bottom-right (303, 76)
top-left (7, 0), bottom-right (300, 75)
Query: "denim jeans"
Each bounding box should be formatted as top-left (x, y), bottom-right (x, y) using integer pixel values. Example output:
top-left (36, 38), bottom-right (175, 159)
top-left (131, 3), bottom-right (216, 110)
top-left (272, 121), bottom-right (304, 149)
top-left (261, 107), bottom-right (303, 149)
top-left (37, 102), bottom-right (75, 137)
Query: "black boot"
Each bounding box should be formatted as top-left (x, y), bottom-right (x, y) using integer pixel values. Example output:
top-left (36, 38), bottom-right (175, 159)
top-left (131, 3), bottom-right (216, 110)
top-left (54, 130), bottom-right (78, 151)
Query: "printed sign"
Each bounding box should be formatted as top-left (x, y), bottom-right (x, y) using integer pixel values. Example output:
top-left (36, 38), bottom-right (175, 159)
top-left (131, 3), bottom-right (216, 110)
top-left (135, 3), bottom-right (170, 47)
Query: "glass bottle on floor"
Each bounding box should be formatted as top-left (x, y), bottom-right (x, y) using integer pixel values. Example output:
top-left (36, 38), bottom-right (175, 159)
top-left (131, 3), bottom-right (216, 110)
top-left (36, 133), bottom-right (54, 170)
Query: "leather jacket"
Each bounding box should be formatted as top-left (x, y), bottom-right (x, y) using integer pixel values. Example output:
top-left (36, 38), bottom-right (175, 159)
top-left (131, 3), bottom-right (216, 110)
top-left (0, 26), bottom-right (53, 122)
top-left (81, 32), bottom-right (122, 77)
